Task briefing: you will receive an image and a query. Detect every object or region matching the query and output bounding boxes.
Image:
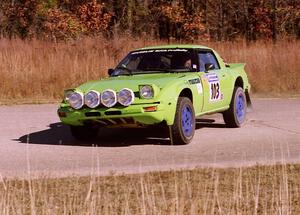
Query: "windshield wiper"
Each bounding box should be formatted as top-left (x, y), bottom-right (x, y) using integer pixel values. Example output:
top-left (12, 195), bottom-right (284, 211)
top-left (144, 68), bottom-right (178, 73)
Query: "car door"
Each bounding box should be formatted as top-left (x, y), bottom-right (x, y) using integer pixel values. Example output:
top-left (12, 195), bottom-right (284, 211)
top-left (198, 50), bottom-right (230, 112)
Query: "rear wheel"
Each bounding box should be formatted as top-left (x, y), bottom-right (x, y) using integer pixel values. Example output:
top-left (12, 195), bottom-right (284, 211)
top-left (170, 97), bottom-right (195, 145)
top-left (70, 125), bottom-right (98, 141)
top-left (223, 87), bottom-right (247, 127)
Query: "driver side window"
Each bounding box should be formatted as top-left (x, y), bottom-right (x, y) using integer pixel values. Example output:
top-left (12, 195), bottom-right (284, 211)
top-left (198, 52), bottom-right (220, 72)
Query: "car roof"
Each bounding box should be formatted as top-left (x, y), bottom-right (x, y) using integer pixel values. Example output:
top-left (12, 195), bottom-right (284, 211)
top-left (135, 44), bottom-right (211, 51)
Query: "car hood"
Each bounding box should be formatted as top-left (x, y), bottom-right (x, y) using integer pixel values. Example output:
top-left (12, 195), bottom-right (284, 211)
top-left (76, 73), bottom-right (189, 93)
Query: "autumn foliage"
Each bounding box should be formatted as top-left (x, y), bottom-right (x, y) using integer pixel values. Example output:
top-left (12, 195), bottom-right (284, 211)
top-left (0, 0), bottom-right (299, 41)
top-left (0, 0), bottom-right (113, 40)
top-left (152, 4), bottom-right (208, 41)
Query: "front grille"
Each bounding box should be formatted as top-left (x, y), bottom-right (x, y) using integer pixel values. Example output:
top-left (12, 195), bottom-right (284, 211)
top-left (95, 117), bottom-right (135, 126)
top-left (85, 112), bottom-right (101, 117)
top-left (105, 110), bottom-right (122, 116)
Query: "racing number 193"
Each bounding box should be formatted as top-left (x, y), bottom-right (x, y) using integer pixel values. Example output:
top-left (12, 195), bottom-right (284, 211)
top-left (210, 82), bottom-right (220, 100)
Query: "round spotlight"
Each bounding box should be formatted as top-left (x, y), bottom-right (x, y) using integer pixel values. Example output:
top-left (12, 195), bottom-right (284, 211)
top-left (85, 90), bottom-right (100, 108)
top-left (118, 88), bottom-right (135, 106)
top-left (67, 92), bottom-right (84, 109)
top-left (101, 89), bottom-right (117, 108)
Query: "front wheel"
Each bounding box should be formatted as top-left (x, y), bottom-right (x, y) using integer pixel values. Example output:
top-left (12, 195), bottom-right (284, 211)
top-left (170, 97), bottom-right (195, 145)
top-left (70, 125), bottom-right (98, 141)
top-left (223, 87), bottom-right (247, 127)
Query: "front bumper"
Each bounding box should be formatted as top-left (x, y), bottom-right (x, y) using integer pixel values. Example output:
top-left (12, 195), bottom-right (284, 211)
top-left (57, 102), bottom-right (167, 127)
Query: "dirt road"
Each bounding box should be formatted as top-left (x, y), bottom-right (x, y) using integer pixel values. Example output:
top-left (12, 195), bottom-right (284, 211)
top-left (0, 98), bottom-right (300, 178)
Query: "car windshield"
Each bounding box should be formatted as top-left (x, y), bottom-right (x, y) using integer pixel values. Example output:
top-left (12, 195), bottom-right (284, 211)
top-left (112, 49), bottom-right (196, 76)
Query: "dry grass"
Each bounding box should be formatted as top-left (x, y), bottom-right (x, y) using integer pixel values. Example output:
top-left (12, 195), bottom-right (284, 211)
top-left (1, 164), bottom-right (300, 214)
top-left (0, 37), bottom-right (299, 103)
top-left (208, 40), bottom-right (300, 95)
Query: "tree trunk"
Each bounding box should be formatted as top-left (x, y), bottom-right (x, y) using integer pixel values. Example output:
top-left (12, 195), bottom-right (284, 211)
top-left (272, 0), bottom-right (278, 42)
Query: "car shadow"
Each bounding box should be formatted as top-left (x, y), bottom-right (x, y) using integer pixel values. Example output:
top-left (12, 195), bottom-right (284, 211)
top-left (15, 119), bottom-right (226, 147)
top-left (15, 123), bottom-right (171, 147)
top-left (196, 118), bottom-right (226, 129)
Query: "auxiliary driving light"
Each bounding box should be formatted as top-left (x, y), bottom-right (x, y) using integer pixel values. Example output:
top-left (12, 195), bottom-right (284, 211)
top-left (118, 88), bottom-right (135, 106)
top-left (101, 89), bottom-right (117, 108)
top-left (85, 90), bottom-right (100, 108)
top-left (67, 92), bottom-right (84, 109)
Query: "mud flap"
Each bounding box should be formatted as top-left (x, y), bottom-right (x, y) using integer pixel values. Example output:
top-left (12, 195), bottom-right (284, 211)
top-left (245, 90), bottom-right (253, 112)
top-left (169, 125), bottom-right (174, 145)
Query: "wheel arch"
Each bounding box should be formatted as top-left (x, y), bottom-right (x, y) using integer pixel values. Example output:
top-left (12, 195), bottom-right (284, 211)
top-left (235, 76), bottom-right (244, 89)
top-left (164, 87), bottom-right (194, 126)
top-left (234, 76), bottom-right (252, 108)
top-left (228, 76), bottom-right (244, 105)
top-left (179, 88), bottom-right (193, 103)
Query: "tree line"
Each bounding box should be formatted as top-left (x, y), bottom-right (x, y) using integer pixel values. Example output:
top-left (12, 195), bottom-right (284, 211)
top-left (0, 0), bottom-right (299, 41)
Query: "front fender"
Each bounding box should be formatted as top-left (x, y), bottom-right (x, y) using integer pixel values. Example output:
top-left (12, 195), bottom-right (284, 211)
top-left (157, 80), bottom-right (194, 125)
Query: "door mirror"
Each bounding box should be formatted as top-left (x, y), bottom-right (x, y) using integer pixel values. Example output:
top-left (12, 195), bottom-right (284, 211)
top-left (205, 63), bottom-right (215, 72)
top-left (108, 68), bottom-right (114, 76)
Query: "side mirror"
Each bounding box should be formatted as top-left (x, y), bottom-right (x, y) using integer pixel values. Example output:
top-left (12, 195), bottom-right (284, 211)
top-left (108, 68), bottom-right (114, 76)
top-left (205, 63), bottom-right (215, 72)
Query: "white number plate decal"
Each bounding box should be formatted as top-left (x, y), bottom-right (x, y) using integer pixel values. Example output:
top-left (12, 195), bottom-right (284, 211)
top-left (206, 73), bottom-right (222, 102)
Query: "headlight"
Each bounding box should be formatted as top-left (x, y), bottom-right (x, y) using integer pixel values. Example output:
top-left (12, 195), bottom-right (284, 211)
top-left (140, 85), bottom-right (154, 99)
top-left (117, 88), bottom-right (135, 106)
top-left (85, 90), bottom-right (100, 108)
top-left (101, 89), bottom-right (117, 107)
top-left (67, 92), bottom-right (84, 109)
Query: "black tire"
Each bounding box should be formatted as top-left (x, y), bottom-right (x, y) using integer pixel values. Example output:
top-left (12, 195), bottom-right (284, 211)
top-left (70, 125), bottom-right (98, 141)
top-left (170, 97), bottom-right (195, 145)
top-left (223, 87), bottom-right (247, 128)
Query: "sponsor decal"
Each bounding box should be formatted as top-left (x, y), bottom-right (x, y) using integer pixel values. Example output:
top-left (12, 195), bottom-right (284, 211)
top-left (196, 83), bottom-right (203, 94)
top-left (205, 73), bottom-right (219, 83)
top-left (132, 49), bottom-right (188, 55)
top-left (188, 78), bottom-right (202, 94)
top-left (188, 78), bottom-right (200, 85)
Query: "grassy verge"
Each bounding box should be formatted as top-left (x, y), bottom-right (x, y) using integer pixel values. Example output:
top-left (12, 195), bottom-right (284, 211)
top-left (0, 99), bottom-right (59, 106)
top-left (0, 38), bottom-right (299, 102)
top-left (1, 164), bottom-right (300, 214)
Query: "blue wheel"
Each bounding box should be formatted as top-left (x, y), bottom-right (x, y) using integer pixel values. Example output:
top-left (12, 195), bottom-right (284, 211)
top-left (236, 92), bottom-right (246, 124)
top-left (223, 87), bottom-right (247, 127)
top-left (181, 105), bottom-right (193, 137)
top-left (170, 97), bottom-right (195, 145)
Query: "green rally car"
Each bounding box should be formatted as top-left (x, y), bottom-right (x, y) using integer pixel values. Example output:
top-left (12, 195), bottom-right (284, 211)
top-left (57, 45), bottom-right (251, 145)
